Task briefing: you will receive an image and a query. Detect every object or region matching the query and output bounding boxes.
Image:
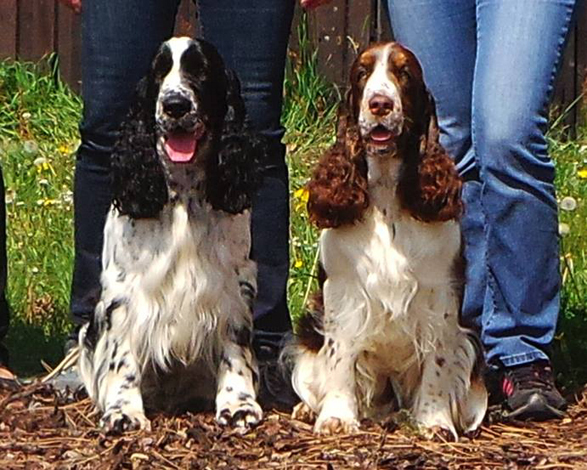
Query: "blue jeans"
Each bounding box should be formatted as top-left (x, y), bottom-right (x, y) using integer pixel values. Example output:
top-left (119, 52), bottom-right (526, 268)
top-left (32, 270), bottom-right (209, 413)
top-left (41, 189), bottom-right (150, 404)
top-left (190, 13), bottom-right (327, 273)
top-left (71, 0), bottom-right (294, 350)
top-left (387, 0), bottom-right (579, 368)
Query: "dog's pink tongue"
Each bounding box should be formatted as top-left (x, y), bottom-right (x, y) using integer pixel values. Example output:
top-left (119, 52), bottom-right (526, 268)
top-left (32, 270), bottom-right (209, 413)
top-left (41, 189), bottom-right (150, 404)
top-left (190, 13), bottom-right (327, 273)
top-left (165, 133), bottom-right (197, 163)
top-left (371, 128), bottom-right (394, 142)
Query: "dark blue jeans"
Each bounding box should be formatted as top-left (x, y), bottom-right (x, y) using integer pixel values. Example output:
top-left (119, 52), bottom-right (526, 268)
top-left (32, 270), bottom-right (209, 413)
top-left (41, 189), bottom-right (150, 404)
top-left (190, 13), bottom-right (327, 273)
top-left (387, 0), bottom-right (579, 368)
top-left (71, 0), bottom-right (295, 351)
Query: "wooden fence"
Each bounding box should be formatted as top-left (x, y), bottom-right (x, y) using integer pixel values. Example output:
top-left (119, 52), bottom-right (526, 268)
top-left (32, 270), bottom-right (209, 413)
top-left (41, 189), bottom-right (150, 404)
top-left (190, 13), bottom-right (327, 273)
top-left (1, 1), bottom-right (586, 126)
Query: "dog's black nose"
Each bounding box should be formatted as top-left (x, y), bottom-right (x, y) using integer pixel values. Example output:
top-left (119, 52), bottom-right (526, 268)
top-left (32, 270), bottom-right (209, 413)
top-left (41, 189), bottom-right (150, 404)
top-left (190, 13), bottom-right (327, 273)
top-left (162, 95), bottom-right (192, 119)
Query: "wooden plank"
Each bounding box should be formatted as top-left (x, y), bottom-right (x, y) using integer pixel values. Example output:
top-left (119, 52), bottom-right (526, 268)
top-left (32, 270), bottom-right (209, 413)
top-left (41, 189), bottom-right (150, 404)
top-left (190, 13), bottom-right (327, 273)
top-left (174, 0), bottom-right (197, 37)
top-left (347, 0), bottom-right (372, 61)
top-left (288, 2), bottom-right (304, 56)
top-left (18, 0), bottom-right (56, 62)
top-left (310, 1), bottom-right (347, 86)
top-left (374, 0), bottom-right (393, 42)
top-left (0, 0), bottom-right (17, 59)
top-left (553, 27), bottom-right (577, 131)
top-left (575, 2), bottom-right (587, 125)
top-left (56, 3), bottom-right (81, 92)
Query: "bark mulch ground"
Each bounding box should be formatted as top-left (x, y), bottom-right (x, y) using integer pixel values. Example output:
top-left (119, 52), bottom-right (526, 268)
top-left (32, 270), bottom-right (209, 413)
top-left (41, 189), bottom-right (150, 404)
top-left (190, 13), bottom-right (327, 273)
top-left (1, 382), bottom-right (586, 469)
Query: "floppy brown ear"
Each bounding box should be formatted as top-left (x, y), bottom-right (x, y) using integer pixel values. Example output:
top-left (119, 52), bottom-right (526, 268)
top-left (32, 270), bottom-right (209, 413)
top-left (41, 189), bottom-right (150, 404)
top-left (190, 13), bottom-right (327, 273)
top-left (306, 103), bottom-right (369, 229)
top-left (398, 91), bottom-right (463, 223)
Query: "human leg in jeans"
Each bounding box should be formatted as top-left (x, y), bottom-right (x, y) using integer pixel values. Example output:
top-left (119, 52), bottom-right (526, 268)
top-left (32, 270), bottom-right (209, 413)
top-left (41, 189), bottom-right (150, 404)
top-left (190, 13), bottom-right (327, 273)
top-left (68, 0), bottom-right (295, 404)
top-left (197, 0), bottom-right (294, 346)
top-left (388, 0), bottom-right (578, 419)
top-left (198, 0), bottom-right (296, 407)
top-left (70, 0), bottom-right (180, 340)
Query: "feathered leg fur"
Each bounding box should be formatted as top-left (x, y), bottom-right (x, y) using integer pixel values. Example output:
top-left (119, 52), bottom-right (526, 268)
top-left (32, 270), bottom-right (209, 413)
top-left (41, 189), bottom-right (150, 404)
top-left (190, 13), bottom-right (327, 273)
top-left (79, 299), bottom-right (150, 432)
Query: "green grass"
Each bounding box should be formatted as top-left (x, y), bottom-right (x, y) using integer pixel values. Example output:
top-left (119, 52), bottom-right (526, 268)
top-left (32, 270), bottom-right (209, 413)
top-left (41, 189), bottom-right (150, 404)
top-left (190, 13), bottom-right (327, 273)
top-left (0, 40), bottom-right (586, 387)
top-left (284, 16), bottom-right (338, 322)
top-left (547, 122), bottom-right (587, 390)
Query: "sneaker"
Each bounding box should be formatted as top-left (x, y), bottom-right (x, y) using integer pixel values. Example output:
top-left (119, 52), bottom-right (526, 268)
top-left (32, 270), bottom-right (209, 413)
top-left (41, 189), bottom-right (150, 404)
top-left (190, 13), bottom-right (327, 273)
top-left (0, 364), bottom-right (20, 391)
top-left (45, 340), bottom-right (83, 393)
top-left (256, 344), bottom-right (298, 411)
top-left (501, 361), bottom-right (566, 421)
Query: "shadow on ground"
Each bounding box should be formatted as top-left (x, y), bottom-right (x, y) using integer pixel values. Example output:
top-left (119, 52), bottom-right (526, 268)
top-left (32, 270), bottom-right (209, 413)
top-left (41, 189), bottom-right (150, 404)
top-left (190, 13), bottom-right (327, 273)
top-left (5, 320), bottom-right (67, 377)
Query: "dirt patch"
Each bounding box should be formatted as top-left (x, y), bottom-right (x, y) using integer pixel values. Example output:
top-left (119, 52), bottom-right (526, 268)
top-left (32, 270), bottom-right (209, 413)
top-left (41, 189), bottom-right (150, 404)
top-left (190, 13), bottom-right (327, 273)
top-left (1, 383), bottom-right (586, 469)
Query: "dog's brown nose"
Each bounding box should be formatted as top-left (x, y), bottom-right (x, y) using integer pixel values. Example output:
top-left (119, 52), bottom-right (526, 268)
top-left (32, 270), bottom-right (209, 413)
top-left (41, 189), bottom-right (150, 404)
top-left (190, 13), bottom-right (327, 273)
top-left (369, 94), bottom-right (394, 116)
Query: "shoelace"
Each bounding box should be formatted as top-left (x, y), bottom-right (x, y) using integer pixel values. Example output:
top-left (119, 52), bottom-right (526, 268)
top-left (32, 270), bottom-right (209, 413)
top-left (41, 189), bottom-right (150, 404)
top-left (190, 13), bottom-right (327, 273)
top-left (504, 362), bottom-right (555, 393)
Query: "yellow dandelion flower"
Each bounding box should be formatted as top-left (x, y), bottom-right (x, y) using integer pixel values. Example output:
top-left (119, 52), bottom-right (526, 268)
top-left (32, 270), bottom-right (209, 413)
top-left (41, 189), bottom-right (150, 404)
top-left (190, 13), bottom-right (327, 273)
top-left (294, 259), bottom-right (303, 268)
top-left (294, 187), bottom-right (310, 202)
top-left (58, 144), bottom-right (69, 154)
top-left (578, 169), bottom-right (587, 179)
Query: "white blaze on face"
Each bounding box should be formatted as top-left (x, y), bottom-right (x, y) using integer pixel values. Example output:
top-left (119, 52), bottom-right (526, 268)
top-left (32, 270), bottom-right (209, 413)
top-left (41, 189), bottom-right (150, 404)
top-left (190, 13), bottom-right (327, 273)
top-left (156, 37), bottom-right (193, 119)
top-left (157, 37), bottom-right (201, 164)
top-left (160, 37), bottom-right (192, 95)
top-left (358, 43), bottom-right (404, 137)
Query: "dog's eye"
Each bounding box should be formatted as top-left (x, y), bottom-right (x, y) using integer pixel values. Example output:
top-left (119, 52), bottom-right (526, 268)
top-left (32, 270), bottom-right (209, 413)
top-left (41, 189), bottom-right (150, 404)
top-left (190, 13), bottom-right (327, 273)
top-left (357, 69), bottom-right (368, 82)
top-left (398, 67), bottom-right (411, 81)
top-left (153, 51), bottom-right (173, 80)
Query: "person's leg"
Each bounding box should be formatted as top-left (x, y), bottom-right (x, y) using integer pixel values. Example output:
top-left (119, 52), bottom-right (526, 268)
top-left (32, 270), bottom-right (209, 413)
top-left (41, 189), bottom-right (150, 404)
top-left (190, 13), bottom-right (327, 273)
top-left (386, 0), bottom-right (486, 328)
top-left (471, 0), bottom-right (577, 418)
top-left (70, 0), bottom-right (180, 341)
top-left (472, 0), bottom-right (577, 368)
top-left (198, 0), bottom-right (295, 352)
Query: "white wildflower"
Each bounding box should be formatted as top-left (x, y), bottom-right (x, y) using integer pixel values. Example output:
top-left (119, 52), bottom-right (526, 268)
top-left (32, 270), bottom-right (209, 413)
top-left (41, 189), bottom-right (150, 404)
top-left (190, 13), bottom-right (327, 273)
top-left (23, 140), bottom-right (39, 155)
top-left (559, 223), bottom-right (570, 236)
top-left (61, 190), bottom-right (73, 204)
top-left (33, 156), bottom-right (47, 167)
top-left (560, 196), bottom-right (577, 212)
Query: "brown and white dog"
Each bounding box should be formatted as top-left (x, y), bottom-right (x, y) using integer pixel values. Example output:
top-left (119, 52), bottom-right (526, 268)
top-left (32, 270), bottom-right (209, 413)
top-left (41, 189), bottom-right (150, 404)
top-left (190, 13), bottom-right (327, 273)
top-left (288, 42), bottom-right (487, 439)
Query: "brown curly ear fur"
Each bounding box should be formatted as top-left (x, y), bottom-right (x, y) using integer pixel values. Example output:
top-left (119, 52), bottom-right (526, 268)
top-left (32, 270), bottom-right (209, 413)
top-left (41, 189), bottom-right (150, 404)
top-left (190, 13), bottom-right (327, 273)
top-left (306, 108), bottom-right (369, 229)
top-left (398, 92), bottom-right (463, 222)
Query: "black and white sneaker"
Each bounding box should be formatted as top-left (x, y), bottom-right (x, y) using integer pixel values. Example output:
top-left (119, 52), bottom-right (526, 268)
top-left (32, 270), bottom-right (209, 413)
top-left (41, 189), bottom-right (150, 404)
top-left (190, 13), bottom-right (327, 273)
top-left (501, 361), bottom-right (566, 421)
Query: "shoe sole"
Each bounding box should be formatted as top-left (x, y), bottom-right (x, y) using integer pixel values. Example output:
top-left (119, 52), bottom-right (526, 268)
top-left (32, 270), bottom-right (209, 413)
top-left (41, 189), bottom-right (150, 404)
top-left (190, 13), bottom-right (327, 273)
top-left (505, 393), bottom-right (566, 421)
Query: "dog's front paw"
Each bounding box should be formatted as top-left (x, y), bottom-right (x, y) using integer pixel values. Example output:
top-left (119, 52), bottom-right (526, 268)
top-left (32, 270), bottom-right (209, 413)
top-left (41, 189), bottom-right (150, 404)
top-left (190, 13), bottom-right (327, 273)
top-left (100, 408), bottom-right (151, 433)
top-left (314, 414), bottom-right (359, 435)
top-left (415, 411), bottom-right (458, 441)
top-left (292, 402), bottom-right (316, 423)
top-left (418, 424), bottom-right (457, 442)
top-left (216, 396), bottom-right (263, 428)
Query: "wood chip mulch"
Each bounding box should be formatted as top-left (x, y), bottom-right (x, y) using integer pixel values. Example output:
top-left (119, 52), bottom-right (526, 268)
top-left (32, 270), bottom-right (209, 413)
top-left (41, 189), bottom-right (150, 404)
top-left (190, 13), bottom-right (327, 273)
top-left (1, 382), bottom-right (586, 469)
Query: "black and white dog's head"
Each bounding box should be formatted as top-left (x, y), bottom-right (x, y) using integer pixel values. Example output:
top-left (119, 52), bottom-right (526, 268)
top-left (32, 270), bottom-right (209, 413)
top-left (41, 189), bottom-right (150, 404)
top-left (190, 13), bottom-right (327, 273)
top-left (111, 37), bottom-right (263, 219)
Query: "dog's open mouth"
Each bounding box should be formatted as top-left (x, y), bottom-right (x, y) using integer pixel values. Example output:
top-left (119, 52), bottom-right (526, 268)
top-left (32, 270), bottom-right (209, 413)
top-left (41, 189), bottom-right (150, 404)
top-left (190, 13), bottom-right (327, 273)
top-left (369, 125), bottom-right (396, 145)
top-left (164, 126), bottom-right (205, 163)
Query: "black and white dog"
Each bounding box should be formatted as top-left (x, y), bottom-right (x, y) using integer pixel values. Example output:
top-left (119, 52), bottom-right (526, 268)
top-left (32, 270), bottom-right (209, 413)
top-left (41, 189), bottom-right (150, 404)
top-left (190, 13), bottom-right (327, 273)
top-left (78, 37), bottom-right (266, 432)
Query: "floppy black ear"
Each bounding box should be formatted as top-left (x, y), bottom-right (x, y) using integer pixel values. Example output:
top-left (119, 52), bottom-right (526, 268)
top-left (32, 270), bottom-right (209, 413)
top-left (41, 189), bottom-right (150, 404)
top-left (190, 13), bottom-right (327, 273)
top-left (224, 69), bottom-right (247, 127)
top-left (111, 76), bottom-right (168, 219)
top-left (205, 69), bottom-right (264, 214)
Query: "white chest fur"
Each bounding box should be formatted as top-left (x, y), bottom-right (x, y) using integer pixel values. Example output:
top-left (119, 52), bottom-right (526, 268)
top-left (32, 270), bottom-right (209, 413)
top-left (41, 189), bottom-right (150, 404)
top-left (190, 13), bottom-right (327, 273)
top-left (100, 198), bottom-right (255, 368)
top-left (320, 157), bottom-right (462, 370)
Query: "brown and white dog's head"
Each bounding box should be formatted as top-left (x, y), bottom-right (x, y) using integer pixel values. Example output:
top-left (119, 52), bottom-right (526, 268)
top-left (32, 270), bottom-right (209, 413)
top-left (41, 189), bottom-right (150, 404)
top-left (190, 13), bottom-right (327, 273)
top-left (307, 42), bottom-right (462, 228)
top-left (348, 42), bottom-right (431, 157)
